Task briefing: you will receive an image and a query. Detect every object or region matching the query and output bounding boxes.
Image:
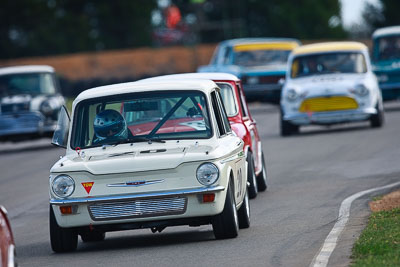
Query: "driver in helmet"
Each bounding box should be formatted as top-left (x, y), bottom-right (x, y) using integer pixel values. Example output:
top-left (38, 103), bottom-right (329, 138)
top-left (93, 109), bottom-right (128, 145)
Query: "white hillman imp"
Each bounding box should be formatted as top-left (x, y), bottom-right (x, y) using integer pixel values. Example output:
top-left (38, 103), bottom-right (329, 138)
top-left (49, 79), bottom-right (250, 252)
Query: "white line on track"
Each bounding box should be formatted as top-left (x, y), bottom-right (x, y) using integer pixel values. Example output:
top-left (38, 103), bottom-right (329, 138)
top-left (310, 181), bottom-right (400, 267)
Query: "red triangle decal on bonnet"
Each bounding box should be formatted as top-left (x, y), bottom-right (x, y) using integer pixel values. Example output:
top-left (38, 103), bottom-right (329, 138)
top-left (82, 182), bottom-right (94, 194)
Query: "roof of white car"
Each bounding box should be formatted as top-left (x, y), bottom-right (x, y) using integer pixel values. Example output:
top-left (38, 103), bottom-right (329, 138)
top-left (373, 26), bottom-right (400, 38)
top-left (220, 38), bottom-right (301, 47)
top-left (139, 73), bottom-right (240, 82)
top-left (292, 42), bottom-right (368, 56)
top-left (0, 65), bottom-right (55, 76)
top-left (75, 79), bottom-right (218, 103)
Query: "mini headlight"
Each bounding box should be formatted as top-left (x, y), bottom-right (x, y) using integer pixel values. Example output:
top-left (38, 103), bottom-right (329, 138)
top-left (353, 84), bottom-right (370, 97)
top-left (247, 76), bottom-right (259, 85)
top-left (377, 74), bottom-right (388, 83)
top-left (39, 100), bottom-right (54, 116)
top-left (286, 88), bottom-right (299, 102)
top-left (196, 163), bottom-right (219, 186)
top-left (52, 175), bottom-right (75, 198)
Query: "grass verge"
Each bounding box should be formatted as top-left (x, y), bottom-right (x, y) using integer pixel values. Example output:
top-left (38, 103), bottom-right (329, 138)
top-left (65, 98), bottom-right (74, 113)
top-left (351, 208), bottom-right (400, 266)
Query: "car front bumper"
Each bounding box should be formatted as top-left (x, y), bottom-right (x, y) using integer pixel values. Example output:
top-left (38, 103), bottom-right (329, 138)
top-left (50, 185), bottom-right (226, 228)
top-left (283, 108), bottom-right (377, 126)
top-left (0, 112), bottom-right (56, 137)
top-left (379, 82), bottom-right (400, 100)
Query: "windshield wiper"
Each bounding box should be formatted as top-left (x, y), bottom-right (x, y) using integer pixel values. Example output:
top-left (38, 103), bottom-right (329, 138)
top-left (100, 137), bottom-right (165, 148)
top-left (127, 137), bottom-right (166, 144)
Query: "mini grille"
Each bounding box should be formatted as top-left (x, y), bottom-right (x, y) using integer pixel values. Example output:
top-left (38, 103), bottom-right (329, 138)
top-left (299, 96), bottom-right (358, 112)
top-left (1, 103), bottom-right (30, 113)
top-left (242, 75), bottom-right (284, 84)
top-left (88, 196), bottom-right (187, 221)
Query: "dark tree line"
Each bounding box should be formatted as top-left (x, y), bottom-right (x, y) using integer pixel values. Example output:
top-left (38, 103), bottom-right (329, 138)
top-left (0, 0), bottom-right (156, 59)
top-left (0, 0), bottom-right (347, 59)
top-left (363, 0), bottom-right (400, 33)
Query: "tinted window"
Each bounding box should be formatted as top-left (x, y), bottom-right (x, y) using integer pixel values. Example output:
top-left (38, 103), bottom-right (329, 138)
top-left (216, 83), bottom-right (237, 117)
top-left (291, 52), bottom-right (367, 78)
top-left (0, 72), bottom-right (57, 96)
top-left (376, 36), bottom-right (400, 61)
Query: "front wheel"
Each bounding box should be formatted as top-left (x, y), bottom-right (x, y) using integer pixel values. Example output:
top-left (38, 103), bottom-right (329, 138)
top-left (212, 183), bottom-right (239, 239)
top-left (247, 152), bottom-right (258, 199)
top-left (50, 206), bottom-right (78, 252)
top-left (238, 188), bottom-right (250, 229)
top-left (370, 102), bottom-right (384, 128)
top-left (280, 110), bottom-right (299, 136)
top-left (256, 152), bottom-right (268, 192)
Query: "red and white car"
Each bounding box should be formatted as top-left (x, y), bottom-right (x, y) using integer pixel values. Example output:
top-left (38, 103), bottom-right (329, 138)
top-left (140, 73), bottom-right (267, 198)
top-left (0, 206), bottom-right (16, 267)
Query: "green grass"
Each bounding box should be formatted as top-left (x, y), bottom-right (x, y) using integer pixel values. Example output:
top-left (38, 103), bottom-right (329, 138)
top-left (65, 98), bottom-right (74, 113)
top-left (372, 195), bottom-right (383, 201)
top-left (351, 208), bottom-right (400, 266)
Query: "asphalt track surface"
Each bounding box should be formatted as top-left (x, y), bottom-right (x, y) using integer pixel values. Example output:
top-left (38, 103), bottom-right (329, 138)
top-left (1, 102), bottom-right (400, 267)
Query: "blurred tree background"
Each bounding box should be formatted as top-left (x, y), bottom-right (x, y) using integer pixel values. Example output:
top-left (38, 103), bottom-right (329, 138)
top-left (0, 0), bottom-right (156, 59)
top-left (1, 0), bottom-right (347, 59)
top-left (362, 0), bottom-right (400, 33)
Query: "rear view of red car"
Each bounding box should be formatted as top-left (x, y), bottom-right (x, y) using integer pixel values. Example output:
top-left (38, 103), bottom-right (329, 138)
top-left (0, 206), bottom-right (16, 267)
top-left (139, 73), bottom-right (268, 199)
top-left (210, 73), bottom-right (267, 198)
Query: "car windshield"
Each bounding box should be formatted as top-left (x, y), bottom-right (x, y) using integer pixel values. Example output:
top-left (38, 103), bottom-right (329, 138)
top-left (216, 83), bottom-right (237, 117)
top-left (375, 36), bottom-right (400, 61)
top-left (0, 72), bottom-right (57, 97)
top-left (290, 52), bottom-right (367, 78)
top-left (233, 49), bottom-right (291, 67)
top-left (71, 90), bottom-right (212, 149)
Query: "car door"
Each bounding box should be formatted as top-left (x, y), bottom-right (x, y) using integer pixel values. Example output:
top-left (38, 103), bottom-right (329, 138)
top-left (211, 90), bottom-right (245, 204)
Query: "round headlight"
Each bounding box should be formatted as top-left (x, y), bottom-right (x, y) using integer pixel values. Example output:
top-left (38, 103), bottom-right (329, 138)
top-left (377, 74), bottom-right (388, 83)
top-left (354, 84), bottom-right (370, 97)
top-left (286, 88), bottom-right (299, 102)
top-left (247, 76), bottom-right (259, 85)
top-left (52, 175), bottom-right (75, 198)
top-left (196, 163), bottom-right (219, 186)
top-left (40, 100), bottom-right (53, 115)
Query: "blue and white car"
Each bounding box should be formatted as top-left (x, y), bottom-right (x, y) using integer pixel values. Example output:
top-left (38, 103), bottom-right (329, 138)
top-left (372, 26), bottom-right (400, 100)
top-left (197, 38), bottom-right (300, 103)
top-left (0, 65), bottom-right (64, 141)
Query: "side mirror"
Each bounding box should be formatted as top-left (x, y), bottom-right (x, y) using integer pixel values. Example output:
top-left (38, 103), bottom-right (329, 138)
top-left (51, 106), bottom-right (70, 148)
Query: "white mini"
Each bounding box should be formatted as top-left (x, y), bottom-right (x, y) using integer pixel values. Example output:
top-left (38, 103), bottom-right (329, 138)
top-left (280, 42), bottom-right (384, 136)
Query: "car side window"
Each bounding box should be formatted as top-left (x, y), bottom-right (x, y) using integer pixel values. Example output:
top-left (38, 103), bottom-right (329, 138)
top-left (222, 46), bottom-right (232, 65)
top-left (237, 83), bottom-right (249, 117)
top-left (216, 91), bottom-right (232, 134)
top-left (211, 91), bottom-right (226, 136)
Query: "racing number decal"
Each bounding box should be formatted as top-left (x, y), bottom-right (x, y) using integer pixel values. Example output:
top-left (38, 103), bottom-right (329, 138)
top-left (82, 182), bottom-right (94, 194)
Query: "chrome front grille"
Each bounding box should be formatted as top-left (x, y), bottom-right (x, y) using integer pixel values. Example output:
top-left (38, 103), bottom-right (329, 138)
top-left (88, 196), bottom-right (187, 221)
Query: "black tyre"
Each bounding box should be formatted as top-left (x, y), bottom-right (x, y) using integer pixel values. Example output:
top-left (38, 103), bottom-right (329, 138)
top-left (50, 206), bottom-right (78, 252)
top-left (256, 152), bottom-right (268, 192)
top-left (370, 102), bottom-right (384, 128)
top-left (81, 231), bottom-right (106, 242)
top-left (238, 188), bottom-right (250, 229)
top-left (212, 183), bottom-right (239, 239)
top-left (280, 111), bottom-right (299, 136)
top-left (247, 152), bottom-right (258, 199)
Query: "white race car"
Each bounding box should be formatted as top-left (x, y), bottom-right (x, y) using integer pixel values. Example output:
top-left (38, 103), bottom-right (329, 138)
top-left (49, 79), bottom-right (249, 252)
top-left (280, 42), bottom-right (384, 136)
